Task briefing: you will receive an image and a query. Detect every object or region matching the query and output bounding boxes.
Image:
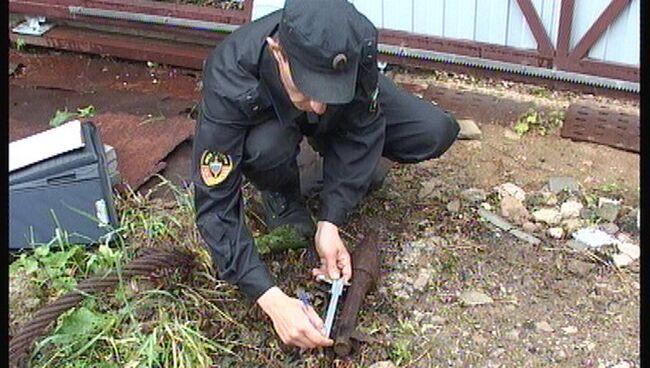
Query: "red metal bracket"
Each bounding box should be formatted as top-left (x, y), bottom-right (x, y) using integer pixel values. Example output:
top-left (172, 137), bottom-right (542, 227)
top-left (516, 0), bottom-right (555, 57)
top-left (569, 0), bottom-right (631, 61)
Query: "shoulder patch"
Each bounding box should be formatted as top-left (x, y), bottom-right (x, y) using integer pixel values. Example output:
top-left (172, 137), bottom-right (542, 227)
top-left (200, 151), bottom-right (233, 186)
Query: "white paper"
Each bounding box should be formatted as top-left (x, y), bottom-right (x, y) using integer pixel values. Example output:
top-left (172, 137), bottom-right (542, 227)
top-left (9, 120), bottom-right (85, 172)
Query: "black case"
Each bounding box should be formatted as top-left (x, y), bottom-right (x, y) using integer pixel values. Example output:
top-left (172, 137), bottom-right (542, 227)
top-left (9, 122), bottom-right (119, 249)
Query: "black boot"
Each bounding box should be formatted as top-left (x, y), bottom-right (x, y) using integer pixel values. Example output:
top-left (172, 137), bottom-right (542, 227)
top-left (367, 158), bottom-right (392, 193)
top-left (261, 184), bottom-right (315, 239)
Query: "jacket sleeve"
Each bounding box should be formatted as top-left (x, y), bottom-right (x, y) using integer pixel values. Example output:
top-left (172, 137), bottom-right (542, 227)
top-left (318, 87), bottom-right (386, 226)
top-left (192, 86), bottom-right (274, 302)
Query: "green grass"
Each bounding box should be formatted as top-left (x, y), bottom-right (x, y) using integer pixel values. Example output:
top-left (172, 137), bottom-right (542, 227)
top-left (512, 108), bottom-right (565, 136)
top-left (30, 284), bottom-right (240, 368)
top-left (15, 38), bottom-right (26, 51)
top-left (12, 176), bottom-right (349, 367)
top-left (10, 174), bottom-right (416, 367)
top-left (48, 105), bottom-right (97, 127)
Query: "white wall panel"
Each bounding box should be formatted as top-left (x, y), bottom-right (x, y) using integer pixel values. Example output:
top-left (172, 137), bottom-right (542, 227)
top-left (532, 0), bottom-right (561, 46)
top-left (351, 0), bottom-right (384, 29)
top-left (443, 0), bottom-right (477, 40)
top-left (475, 0), bottom-right (510, 44)
top-left (382, 0), bottom-right (413, 32)
top-left (250, 0), bottom-right (284, 21)
top-left (413, 0), bottom-right (444, 37)
top-left (588, 0), bottom-right (639, 65)
top-left (505, 0), bottom-right (537, 49)
top-left (570, 0), bottom-right (610, 50)
top-left (251, 0), bottom-right (638, 68)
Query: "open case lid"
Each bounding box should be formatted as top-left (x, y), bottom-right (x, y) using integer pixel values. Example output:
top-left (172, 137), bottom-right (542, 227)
top-left (9, 120), bottom-right (85, 173)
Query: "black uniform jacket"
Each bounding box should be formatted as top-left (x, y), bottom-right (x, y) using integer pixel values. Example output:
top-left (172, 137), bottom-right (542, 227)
top-left (193, 10), bottom-right (384, 300)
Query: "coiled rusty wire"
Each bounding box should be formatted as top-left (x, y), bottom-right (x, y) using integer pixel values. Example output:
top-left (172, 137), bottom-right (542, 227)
top-left (9, 247), bottom-right (196, 367)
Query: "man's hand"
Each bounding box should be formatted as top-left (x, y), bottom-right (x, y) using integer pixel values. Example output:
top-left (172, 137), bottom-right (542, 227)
top-left (257, 287), bottom-right (333, 349)
top-left (312, 221), bottom-right (352, 282)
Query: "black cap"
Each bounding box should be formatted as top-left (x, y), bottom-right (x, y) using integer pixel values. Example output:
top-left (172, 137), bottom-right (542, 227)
top-left (279, 0), bottom-right (377, 105)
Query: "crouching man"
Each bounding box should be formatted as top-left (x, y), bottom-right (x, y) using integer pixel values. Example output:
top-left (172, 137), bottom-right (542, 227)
top-left (192, 0), bottom-right (459, 349)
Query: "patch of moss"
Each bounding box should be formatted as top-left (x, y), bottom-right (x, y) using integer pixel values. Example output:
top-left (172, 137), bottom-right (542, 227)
top-left (255, 225), bottom-right (310, 255)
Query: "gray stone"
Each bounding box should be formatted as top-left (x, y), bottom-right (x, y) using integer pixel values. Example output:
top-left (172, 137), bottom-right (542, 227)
top-left (611, 361), bottom-right (632, 368)
top-left (369, 361), bottom-right (397, 368)
top-left (567, 260), bottom-right (594, 276)
top-left (616, 232), bottom-right (634, 244)
top-left (548, 176), bottom-right (579, 194)
top-left (457, 119), bottom-right (483, 140)
top-left (567, 240), bottom-right (589, 251)
top-left (532, 208), bottom-right (562, 225)
top-left (535, 321), bottom-right (554, 333)
top-left (413, 269), bottom-right (431, 291)
top-left (597, 197), bottom-right (621, 222)
top-left (540, 191), bottom-right (558, 206)
top-left (560, 200), bottom-right (583, 219)
top-left (505, 329), bottom-right (520, 340)
top-left (580, 207), bottom-right (595, 220)
top-left (9, 62), bottom-right (19, 76)
top-left (599, 222), bottom-right (619, 235)
top-left (460, 188), bottom-right (487, 203)
top-left (618, 209), bottom-right (640, 235)
top-left (478, 208), bottom-right (513, 231)
top-left (509, 229), bottom-right (542, 245)
top-left (561, 218), bottom-right (584, 234)
top-left (612, 253), bottom-right (635, 268)
top-left (522, 221), bottom-right (538, 233)
top-left (447, 199), bottom-right (461, 213)
top-left (617, 242), bottom-right (640, 260)
top-left (459, 290), bottom-right (494, 306)
top-left (411, 310), bottom-right (426, 323)
top-left (500, 195), bottom-right (531, 224)
top-left (496, 183), bottom-right (526, 201)
top-left (504, 129), bottom-right (521, 141)
top-left (561, 326), bottom-right (578, 334)
top-left (430, 316), bottom-right (447, 325)
top-left (418, 178), bottom-right (444, 200)
top-left (554, 349), bottom-right (568, 361)
top-left (547, 227), bottom-right (565, 239)
top-left (573, 227), bottom-right (618, 248)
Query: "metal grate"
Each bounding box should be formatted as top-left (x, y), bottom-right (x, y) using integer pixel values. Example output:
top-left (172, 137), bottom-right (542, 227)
top-left (423, 84), bottom-right (540, 125)
top-left (561, 103), bottom-right (639, 153)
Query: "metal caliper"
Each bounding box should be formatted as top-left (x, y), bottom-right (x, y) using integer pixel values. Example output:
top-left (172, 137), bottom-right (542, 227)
top-left (317, 275), bottom-right (347, 338)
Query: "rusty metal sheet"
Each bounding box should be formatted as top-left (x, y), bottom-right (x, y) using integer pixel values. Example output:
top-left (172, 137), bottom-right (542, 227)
top-left (9, 26), bottom-right (211, 71)
top-left (561, 103), bottom-right (639, 153)
top-left (10, 112), bottom-right (195, 191)
top-left (423, 84), bottom-right (543, 125)
top-left (9, 85), bottom-right (195, 140)
top-left (90, 113), bottom-right (195, 191)
top-left (9, 49), bottom-right (201, 101)
top-left (9, 0), bottom-right (250, 25)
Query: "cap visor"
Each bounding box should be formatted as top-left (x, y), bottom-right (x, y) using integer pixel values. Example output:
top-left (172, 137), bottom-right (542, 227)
top-left (289, 55), bottom-right (358, 105)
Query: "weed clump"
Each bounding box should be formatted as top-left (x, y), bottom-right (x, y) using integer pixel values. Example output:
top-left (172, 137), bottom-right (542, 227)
top-left (512, 108), bottom-right (565, 136)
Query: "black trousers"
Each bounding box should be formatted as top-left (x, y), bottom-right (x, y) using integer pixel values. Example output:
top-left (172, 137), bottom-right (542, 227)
top-left (242, 75), bottom-right (459, 194)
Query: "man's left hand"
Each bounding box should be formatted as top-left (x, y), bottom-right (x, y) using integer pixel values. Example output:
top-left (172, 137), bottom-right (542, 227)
top-left (312, 221), bottom-right (352, 282)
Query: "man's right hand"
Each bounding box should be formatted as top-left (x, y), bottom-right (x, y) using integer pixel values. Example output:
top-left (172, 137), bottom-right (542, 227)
top-left (257, 287), bottom-right (334, 349)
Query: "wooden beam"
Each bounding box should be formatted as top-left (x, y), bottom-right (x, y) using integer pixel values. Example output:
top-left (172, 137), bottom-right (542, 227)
top-left (243, 0), bottom-right (254, 22)
top-left (569, 0), bottom-right (631, 61)
top-left (556, 0), bottom-right (575, 61)
top-left (516, 0), bottom-right (555, 56)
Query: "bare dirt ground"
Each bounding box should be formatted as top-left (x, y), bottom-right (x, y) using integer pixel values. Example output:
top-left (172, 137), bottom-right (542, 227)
top-left (9, 47), bottom-right (639, 367)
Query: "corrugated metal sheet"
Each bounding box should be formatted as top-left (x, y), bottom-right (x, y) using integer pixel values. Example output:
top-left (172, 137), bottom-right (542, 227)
top-left (251, 0), bottom-right (638, 66)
